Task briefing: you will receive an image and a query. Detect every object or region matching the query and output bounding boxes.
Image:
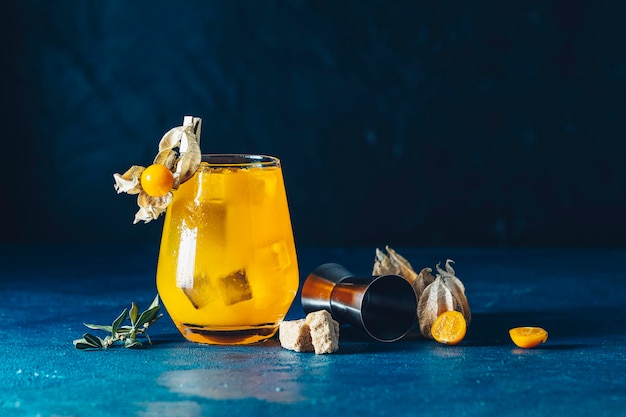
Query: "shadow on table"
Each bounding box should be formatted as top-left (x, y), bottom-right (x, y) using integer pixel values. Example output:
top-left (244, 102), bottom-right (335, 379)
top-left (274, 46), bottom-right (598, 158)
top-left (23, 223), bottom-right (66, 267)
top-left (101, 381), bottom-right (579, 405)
top-left (327, 304), bottom-right (626, 352)
top-left (464, 307), bottom-right (626, 347)
top-left (145, 305), bottom-right (624, 353)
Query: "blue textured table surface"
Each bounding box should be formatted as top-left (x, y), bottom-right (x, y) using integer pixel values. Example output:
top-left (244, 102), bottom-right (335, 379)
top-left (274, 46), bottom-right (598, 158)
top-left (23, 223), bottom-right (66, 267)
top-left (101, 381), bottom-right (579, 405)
top-left (1, 244), bottom-right (625, 417)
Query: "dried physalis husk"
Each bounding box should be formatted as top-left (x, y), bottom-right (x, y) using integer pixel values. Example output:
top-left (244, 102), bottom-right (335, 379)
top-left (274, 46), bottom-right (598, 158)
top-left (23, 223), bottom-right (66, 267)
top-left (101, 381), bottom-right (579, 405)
top-left (158, 116), bottom-right (202, 187)
top-left (373, 247), bottom-right (402, 276)
top-left (372, 246), bottom-right (434, 300)
top-left (113, 165), bottom-right (145, 195)
top-left (153, 148), bottom-right (177, 170)
top-left (414, 267), bottom-right (435, 301)
top-left (417, 259), bottom-right (471, 339)
top-left (135, 191), bottom-right (172, 224)
top-left (113, 116), bottom-right (203, 224)
top-left (384, 246), bottom-right (418, 283)
top-left (373, 246), bottom-right (415, 280)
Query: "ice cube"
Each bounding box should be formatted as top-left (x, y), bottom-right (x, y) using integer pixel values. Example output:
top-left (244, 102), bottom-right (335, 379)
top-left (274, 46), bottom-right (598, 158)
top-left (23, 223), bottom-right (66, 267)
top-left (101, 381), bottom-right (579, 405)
top-left (254, 241), bottom-right (291, 272)
top-left (181, 273), bottom-right (218, 309)
top-left (249, 241), bottom-right (293, 311)
top-left (200, 170), bottom-right (226, 203)
top-left (248, 171), bottom-right (277, 204)
top-left (218, 268), bottom-right (253, 306)
top-left (196, 201), bottom-right (227, 245)
top-left (270, 241), bottom-right (291, 270)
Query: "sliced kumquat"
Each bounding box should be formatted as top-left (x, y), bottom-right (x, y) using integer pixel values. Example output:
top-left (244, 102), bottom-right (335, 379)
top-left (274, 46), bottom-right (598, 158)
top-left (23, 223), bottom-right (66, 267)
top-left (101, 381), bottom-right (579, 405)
top-left (509, 326), bottom-right (548, 349)
top-left (431, 310), bottom-right (467, 345)
top-left (141, 164), bottom-right (175, 197)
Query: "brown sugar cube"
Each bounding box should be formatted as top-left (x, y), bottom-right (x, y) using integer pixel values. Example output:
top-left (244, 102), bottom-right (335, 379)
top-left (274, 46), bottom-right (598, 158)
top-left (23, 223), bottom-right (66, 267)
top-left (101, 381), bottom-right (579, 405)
top-left (279, 319), bottom-right (314, 352)
top-left (305, 310), bottom-right (340, 354)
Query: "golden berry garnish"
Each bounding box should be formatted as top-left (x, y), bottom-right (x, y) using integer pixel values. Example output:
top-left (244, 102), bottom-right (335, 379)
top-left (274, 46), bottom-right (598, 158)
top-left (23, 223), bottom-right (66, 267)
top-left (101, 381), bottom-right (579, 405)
top-left (140, 164), bottom-right (174, 197)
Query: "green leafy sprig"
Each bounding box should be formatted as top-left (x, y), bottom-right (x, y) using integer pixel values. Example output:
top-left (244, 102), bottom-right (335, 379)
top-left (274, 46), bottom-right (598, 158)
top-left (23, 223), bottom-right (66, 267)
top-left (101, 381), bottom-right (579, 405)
top-left (73, 295), bottom-right (162, 350)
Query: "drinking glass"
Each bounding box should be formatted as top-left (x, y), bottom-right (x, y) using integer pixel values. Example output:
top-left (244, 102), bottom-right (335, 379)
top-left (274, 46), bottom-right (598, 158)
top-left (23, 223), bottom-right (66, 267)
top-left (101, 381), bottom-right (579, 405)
top-left (156, 154), bottom-right (299, 344)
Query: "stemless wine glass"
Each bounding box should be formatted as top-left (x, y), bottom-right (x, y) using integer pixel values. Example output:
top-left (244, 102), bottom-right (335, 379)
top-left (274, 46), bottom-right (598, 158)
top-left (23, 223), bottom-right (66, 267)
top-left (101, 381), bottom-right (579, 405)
top-left (156, 154), bottom-right (299, 344)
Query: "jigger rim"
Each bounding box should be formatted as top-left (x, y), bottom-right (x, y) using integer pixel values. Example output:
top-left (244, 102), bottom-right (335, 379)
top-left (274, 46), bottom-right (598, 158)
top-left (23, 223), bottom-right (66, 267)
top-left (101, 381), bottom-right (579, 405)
top-left (339, 274), bottom-right (417, 342)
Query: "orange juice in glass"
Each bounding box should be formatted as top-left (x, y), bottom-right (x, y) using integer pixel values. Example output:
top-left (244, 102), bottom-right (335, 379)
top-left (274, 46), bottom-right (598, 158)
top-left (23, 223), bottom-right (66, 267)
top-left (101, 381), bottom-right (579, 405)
top-left (156, 154), bottom-right (299, 344)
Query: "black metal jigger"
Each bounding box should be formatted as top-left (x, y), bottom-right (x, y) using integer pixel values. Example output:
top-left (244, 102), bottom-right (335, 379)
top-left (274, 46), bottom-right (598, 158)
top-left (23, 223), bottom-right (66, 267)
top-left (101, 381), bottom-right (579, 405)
top-left (301, 263), bottom-right (418, 342)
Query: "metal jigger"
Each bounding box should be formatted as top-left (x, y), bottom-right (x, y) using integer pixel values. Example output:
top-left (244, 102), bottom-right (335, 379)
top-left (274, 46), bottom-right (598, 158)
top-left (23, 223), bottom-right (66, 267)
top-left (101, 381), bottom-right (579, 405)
top-left (301, 263), bottom-right (418, 342)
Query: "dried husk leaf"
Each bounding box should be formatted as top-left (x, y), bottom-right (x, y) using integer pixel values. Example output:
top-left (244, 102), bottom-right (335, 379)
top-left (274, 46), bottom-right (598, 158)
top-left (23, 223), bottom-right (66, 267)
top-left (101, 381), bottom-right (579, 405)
top-left (372, 246), bottom-right (417, 282)
top-left (153, 149), bottom-right (178, 170)
top-left (413, 267), bottom-right (435, 300)
top-left (372, 248), bottom-right (402, 276)
top-left (134, 193), bottom-right (172, 224)
top-left (155, 117), bottom-right (202, 186)
top-left (417, 259), bottom-right (471, 339)
top-left (385, 246), bottom-right (419, 283)
top-left (436, 260), bottom-right (471, 324)
top-left (158, 126), bottom-right (184, 151)
top-left (113, 165), bottom-right (145, 195)
top-left (182, 115), bottom-right (202, 144)
top-left (445, 279), bottom-right (471, 324)
top-left (372, 246), bottom-right (435, 299)
top-left (175, 128), bottom-right (202, 185)
top-left (418, 277), bottom-right (455, 338)
top-left (134, 206), bottom-right (162, 224)
top-left (137, 192), bottom-right (172, 210)
top-left (437, 259), bottom-right (466, 293)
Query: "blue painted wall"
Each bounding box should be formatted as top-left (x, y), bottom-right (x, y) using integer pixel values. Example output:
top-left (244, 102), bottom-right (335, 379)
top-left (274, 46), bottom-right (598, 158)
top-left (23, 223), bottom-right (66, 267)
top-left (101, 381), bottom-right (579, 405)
top-left (3, 1), bottom-right (625, 247)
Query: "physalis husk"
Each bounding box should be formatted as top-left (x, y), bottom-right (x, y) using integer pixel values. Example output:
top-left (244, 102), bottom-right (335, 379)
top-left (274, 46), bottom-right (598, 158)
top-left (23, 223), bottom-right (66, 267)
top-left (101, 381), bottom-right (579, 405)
top-left (113, 116), bottom-right (202, 224)
top-left (417, 259), bottom-right (471, 339)
top-left (373, 246), bottom-right (435, 301)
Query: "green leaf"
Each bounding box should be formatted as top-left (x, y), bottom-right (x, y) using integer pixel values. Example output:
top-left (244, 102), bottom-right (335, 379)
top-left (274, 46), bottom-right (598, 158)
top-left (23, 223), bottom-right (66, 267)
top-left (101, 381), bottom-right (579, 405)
top-left (116, 326), bottom-right (132, 334)
top-left (148, 294), bottom-right (160, 310)
top-left (74, 296), bottom-right (162, 350)
top-left (124, 338), bottom-right (142, 349)
top-left (111, 308), bottom-right (128, 335)
top-left (136, 305), bottom-right (161, 328)
top-left (82, 333), bottom-right (104, 348)
top-left (73, 338), bottom-right (94, 349)
top-left (83, 323), bottom-right (113, 333)
top-left (129, 302), bottom-right (139, 326)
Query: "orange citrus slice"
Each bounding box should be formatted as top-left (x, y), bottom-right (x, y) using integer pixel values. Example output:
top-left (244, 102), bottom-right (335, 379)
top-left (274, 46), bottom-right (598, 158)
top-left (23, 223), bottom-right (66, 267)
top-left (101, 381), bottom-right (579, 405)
top-left (431, 310), bottom-right (467, 345)
top-left (509, 326), bottom-right (548, 348)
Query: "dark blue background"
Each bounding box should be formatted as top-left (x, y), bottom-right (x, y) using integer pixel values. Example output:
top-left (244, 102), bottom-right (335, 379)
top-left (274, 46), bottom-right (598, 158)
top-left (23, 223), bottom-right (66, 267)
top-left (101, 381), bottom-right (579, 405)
top-left (3, 1), bottom-right (625, 247)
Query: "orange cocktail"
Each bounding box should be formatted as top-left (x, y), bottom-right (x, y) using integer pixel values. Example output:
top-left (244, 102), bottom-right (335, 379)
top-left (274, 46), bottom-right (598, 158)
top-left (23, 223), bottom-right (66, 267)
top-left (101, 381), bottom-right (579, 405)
top-left (156, 154), bottom-right (299, 344)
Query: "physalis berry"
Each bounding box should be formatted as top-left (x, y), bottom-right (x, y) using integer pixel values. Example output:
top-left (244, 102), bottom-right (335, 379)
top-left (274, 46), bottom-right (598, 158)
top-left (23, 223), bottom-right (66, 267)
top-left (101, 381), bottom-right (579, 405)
top-left (113, 116), bottom-right (202, 224)
top-left (141, 164), bottom-right (175, 197)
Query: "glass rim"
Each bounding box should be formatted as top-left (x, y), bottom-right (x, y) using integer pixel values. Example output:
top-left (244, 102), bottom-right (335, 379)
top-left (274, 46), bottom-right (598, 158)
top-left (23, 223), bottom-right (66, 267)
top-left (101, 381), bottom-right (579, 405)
top-left (200, 154), bottom-right (280, 168)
